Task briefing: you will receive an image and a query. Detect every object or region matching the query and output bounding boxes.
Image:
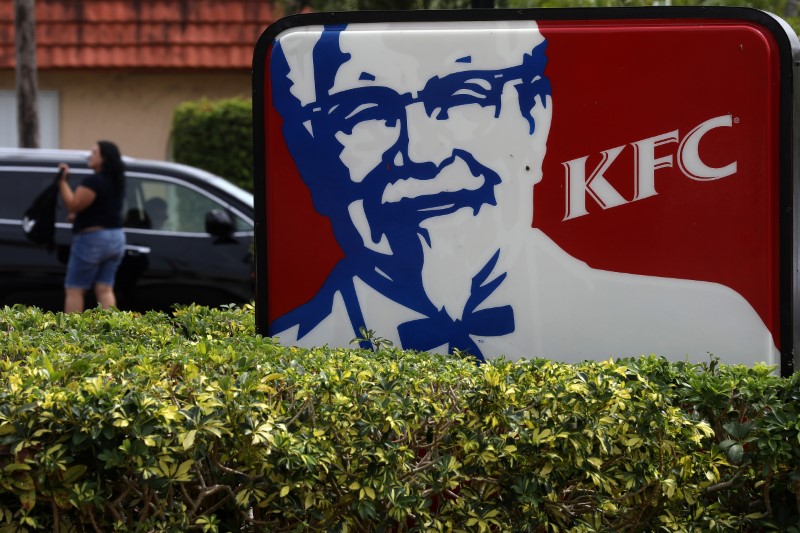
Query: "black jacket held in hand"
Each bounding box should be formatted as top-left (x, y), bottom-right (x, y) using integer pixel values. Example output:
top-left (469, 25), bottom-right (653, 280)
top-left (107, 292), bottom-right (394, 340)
top-left (21, 169), bottom-right (62, 247)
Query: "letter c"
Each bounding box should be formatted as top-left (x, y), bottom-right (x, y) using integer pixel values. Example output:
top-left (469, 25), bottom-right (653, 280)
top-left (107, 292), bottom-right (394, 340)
top-left (678, 115), bottom-right (737, 181)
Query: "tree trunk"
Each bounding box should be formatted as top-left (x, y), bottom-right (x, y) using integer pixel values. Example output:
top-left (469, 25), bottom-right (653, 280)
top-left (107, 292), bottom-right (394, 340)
top-left (14, 0), bottom-right (39, 149)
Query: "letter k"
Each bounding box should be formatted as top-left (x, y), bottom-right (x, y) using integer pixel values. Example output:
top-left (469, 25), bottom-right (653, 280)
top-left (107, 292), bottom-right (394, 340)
top-left (562, 145), bottom-right (628, 220)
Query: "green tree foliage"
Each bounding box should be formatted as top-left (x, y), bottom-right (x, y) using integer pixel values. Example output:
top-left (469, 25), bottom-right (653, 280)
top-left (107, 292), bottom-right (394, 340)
top-left (306, 0), bottom-right (793, 11)
top-left (502, 0), bottom-right (800, 34)
top-left (301, 0), bottom-right (800, 34)
top-left (170, 98), bottom-right (253, 192)
top-left (308, 0), bottom-right (471, 8)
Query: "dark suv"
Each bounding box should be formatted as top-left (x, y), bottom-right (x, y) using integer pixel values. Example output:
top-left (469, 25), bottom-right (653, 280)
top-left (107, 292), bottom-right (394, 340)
top-left (0, 148), bottom-right (254, 312)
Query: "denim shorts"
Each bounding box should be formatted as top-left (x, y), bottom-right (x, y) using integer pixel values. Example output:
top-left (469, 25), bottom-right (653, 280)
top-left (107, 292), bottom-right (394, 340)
top-left (64, 229), bottom-right (126, 290)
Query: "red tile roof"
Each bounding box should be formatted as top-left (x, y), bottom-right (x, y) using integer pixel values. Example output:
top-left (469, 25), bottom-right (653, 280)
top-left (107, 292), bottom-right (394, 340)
top-left (0, 0), bottom-right (281, 69)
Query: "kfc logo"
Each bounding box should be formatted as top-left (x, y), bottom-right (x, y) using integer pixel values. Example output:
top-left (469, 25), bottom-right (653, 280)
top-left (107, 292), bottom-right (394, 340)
top-left (262, 20), bottom-right (779, 366)
top-left (563, 114), bottom-right (739, 220)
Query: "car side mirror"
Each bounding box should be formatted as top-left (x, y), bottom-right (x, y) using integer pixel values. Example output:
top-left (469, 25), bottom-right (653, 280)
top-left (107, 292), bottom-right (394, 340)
top-left (205, 209), bottom-right (236, 243)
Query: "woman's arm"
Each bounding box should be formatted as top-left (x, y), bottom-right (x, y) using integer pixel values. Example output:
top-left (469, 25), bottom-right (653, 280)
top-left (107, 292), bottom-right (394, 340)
top-left (58, 163), bottom-right (96, 214)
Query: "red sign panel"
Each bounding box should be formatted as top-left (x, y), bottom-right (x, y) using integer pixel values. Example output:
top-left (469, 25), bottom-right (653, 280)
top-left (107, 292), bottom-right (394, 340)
top-left (253, 8), bottom-right (798, 374)
top-left (537, 19), bottom-right (781, 339)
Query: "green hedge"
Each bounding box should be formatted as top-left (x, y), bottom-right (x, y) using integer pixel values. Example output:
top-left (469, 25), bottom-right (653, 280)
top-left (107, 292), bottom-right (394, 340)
top-left (0, 304), bottom-right (797, 532)
top-left (170, 98), bottom-right (253, 192)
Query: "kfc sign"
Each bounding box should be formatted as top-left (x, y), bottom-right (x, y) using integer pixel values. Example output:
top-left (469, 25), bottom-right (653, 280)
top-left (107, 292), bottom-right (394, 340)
top-left (564, 114), bottom-right (738, 220)
top-left (253, 8), bottom-right (800, 375)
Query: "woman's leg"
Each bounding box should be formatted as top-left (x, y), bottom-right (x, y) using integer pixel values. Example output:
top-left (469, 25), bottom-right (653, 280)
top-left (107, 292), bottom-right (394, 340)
top-left (64, 287), bottom-right (85, 313)
top-left (93, 230), bottom-right (125, 310)
top-left (94, 283), bottom-right (116, 309)
top-left (64, 233), bottom-right (91, 313)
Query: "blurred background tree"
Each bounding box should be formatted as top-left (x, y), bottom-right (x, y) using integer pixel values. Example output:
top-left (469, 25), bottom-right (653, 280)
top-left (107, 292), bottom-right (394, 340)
top-left (14, 0), bottom-right (39, 148)
top-left (170, 98), bottom-right (253, 192)
top-left (294, 0), bottom-right (799, 34)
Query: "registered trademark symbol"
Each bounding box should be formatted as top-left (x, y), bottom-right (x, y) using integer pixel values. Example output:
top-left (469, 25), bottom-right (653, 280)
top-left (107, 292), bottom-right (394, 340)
top-left (734, 117), bottom-right (740, 124)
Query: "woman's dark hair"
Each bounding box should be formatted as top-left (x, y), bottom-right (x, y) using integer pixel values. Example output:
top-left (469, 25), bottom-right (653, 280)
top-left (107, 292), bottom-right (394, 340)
top-left (97, 140), bottom-right (125, 190)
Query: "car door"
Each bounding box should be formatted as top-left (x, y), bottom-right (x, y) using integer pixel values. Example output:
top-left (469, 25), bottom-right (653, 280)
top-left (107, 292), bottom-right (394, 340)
top-left (0, 166), bottom-right (71, 310)
top-left (117, 172), bottom-right (254, 311)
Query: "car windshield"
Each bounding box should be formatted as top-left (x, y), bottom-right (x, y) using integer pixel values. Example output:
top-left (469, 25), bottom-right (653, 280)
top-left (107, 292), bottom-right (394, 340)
top-left (203, 173), bottom-right (254, 207)
top-left (135, 160), bottom-right (254, 209)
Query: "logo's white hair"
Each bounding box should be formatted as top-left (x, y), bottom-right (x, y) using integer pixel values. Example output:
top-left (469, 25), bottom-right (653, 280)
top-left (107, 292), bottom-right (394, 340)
top-left (273, 20), bottom-right (542, 107)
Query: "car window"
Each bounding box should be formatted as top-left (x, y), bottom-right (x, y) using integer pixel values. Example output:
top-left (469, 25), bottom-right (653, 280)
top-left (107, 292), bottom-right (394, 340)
top-left (0, 168), bottom-right (67, 221)
top-left (123, 175), bottom-right (252, 233)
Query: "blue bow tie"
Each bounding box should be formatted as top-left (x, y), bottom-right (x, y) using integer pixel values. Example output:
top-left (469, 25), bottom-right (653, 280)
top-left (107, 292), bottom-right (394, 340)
top-left (397, 305), bottom-right (514, 362)
top-left (396, 250), bottom-right (515, 362)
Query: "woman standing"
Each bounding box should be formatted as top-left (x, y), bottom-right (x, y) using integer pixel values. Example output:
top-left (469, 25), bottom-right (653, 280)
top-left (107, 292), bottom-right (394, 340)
top-left (58, 141), bottom-right (126, 313)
